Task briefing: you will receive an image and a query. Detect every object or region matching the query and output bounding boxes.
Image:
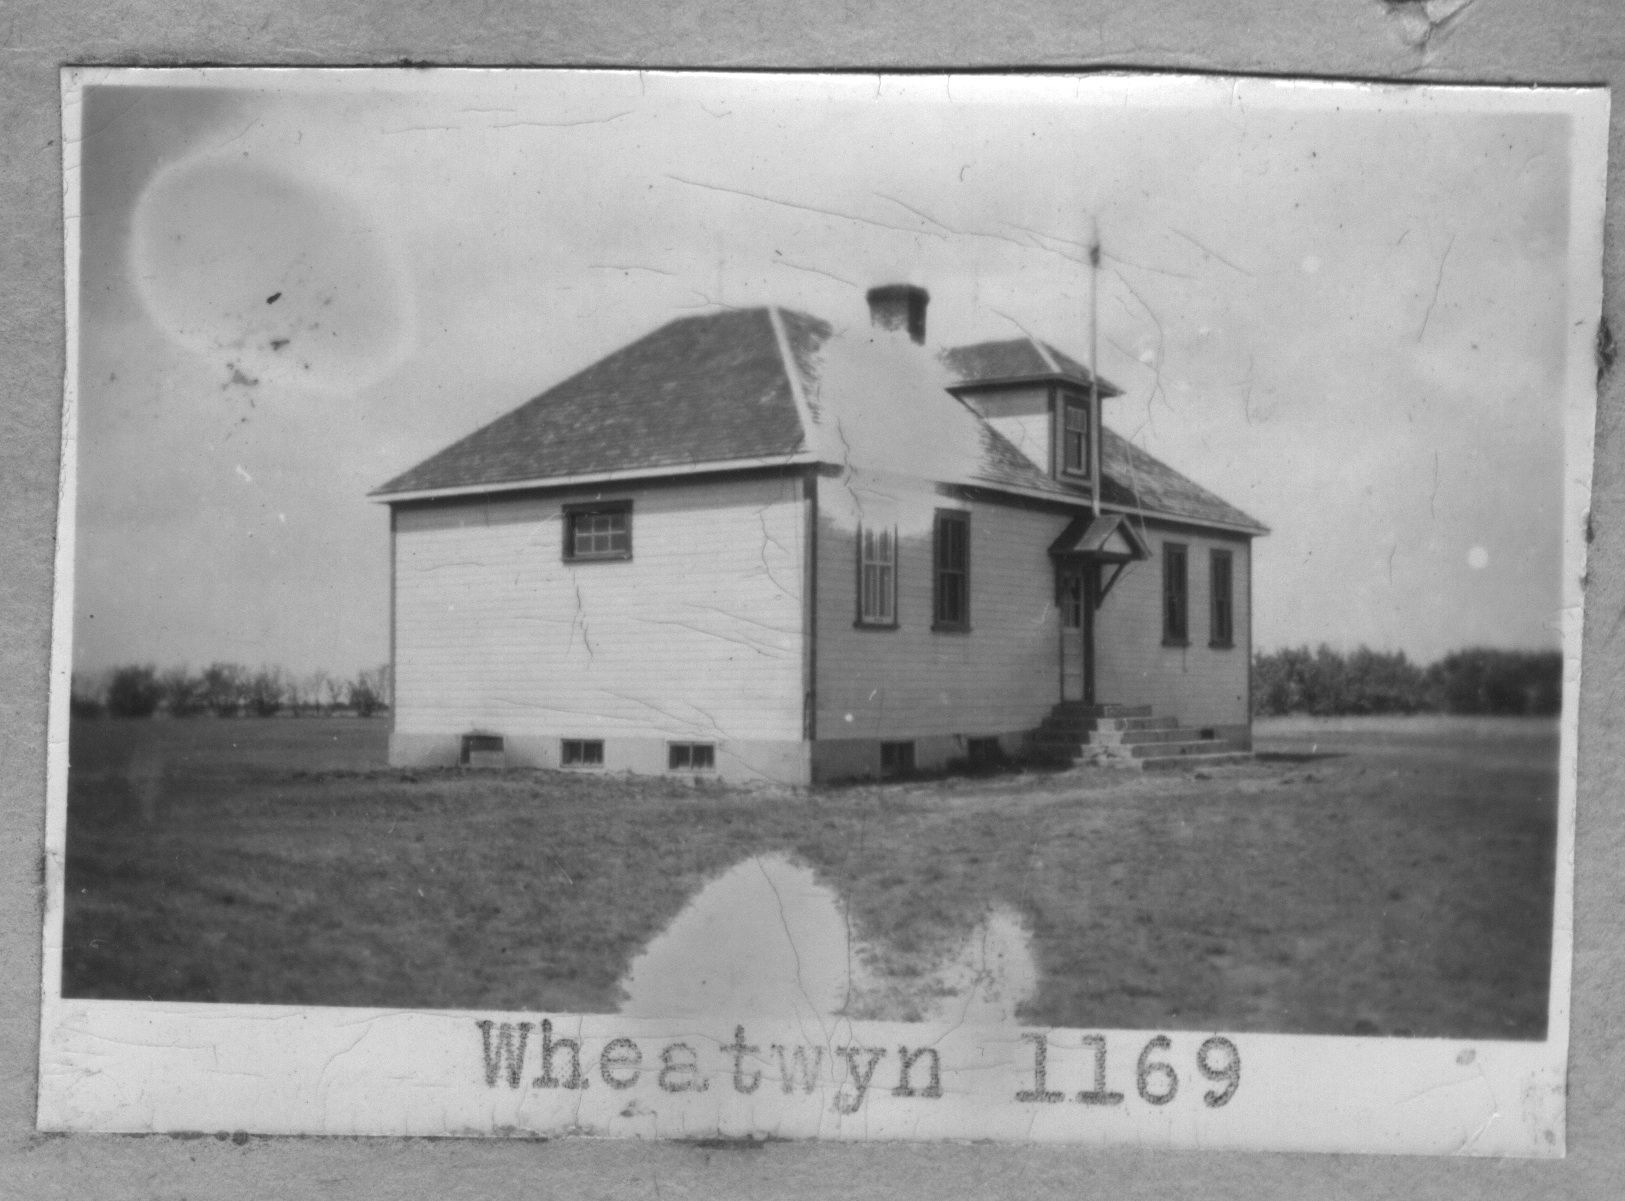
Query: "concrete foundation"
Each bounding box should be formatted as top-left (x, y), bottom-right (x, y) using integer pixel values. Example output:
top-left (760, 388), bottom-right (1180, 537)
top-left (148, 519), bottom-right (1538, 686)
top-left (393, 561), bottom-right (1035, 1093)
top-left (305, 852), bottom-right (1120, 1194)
top-left (389, 724), bottom-right (1248, 787)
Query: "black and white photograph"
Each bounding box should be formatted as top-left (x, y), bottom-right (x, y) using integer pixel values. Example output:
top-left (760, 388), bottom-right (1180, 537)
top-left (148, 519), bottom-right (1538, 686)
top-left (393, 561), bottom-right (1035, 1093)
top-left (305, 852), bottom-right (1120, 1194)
top-left (39, 68), bottom-right (1603, 1154)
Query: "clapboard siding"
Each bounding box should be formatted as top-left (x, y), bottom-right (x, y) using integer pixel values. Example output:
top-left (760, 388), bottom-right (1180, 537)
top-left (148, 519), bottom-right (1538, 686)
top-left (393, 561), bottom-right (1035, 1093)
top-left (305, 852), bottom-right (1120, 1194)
top-left (814, 473), bottom-right (1067, 739)
top-left (394, 475), bottom-right (805, 742)
top-left (1094, 525), bottom-right (1251, 728)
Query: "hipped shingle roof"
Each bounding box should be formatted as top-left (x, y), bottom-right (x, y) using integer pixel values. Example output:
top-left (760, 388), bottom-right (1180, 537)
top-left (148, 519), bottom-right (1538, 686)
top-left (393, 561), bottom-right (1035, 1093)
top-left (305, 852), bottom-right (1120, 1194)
top-left (376, 306), bottom-right (1265, 535)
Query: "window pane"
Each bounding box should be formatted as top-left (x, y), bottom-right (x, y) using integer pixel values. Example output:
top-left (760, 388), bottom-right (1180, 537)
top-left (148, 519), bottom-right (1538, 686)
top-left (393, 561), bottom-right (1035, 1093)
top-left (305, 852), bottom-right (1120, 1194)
top-left (569, 508), bottom-right (629, 557)
top-left (693, 744), bottom-right (715, 769)
top-left (1164, 545), bottom-right (1188, 641)
top-left (934, 513), bottom-right (969, 626)
top-left (1211, 551), bottom-right (1233, 643)
top-left (1063, 403), bottom-right (1089, 472)
top-left (859, 525), bottom-right (896, 622)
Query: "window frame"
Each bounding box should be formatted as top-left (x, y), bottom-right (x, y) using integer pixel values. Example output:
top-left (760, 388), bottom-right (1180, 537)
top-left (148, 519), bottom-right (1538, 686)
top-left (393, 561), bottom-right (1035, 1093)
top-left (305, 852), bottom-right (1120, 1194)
top-left (1060, 395), bottom-right (1091, 479)
top-left (561, 738), bottom-right (605, 768)
top-left (460, 734), bottom-right (504, 762)
top-left (1209, 548), bottom-right (1235, 649)
top-left (1162, 542), bottom-right (1190, 647)
top-left (855, 522), bottom-right (899, 629)
top-left (561, 500), bottom-right (633, 563)
top-left (932, 509), bottom-right (972, 632)
top-left (880, 740), bottom-right (916, 779)
top-left (668, 742), bottom-right (717, 771)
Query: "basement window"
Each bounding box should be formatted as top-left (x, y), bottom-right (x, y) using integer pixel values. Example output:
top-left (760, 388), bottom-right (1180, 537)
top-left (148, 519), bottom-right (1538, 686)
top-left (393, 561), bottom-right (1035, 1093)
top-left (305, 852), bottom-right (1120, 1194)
top-left (461, 734), bottom-right (506, 767)
top-left (965, 737), bottom-right (1004, 768)
top-left (880, 741), bottom-right (916, 779)
top-left (561, 739), bottom-right (604, 767)
top-left (563, 501), bottom-right (632, 561)
top-left (668, 742), bottom-right (716, 770)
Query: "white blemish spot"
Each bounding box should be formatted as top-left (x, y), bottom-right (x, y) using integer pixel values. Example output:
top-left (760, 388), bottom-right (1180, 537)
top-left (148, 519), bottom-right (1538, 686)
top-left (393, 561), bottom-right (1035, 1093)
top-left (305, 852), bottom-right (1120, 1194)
top-left (1467, 546), bottom-right (1489, 570)
top-left (1301, 254), bottom-right (1321, 274)
top-left (844, 712), bottom-right (854, 722)
top-left (234, 464), bottom-right (252, 483)
top-left (618, 854), bottom-right (853, 1020)
top-left (617, 853), bottom-right (1040, 1026)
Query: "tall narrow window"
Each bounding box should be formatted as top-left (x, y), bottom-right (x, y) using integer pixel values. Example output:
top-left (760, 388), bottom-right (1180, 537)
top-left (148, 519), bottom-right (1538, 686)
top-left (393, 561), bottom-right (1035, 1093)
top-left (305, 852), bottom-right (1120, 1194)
top-left (857, 524), bottom-right (897, 626)
top-left (1062, 398), bottom-right (1091, 477)
top-left (1162, 542), bottom-right (1189, 645)
top-left (933, 510), bottom-right (970, 631)
top-left (1210, 549), bottom-right (1234, 648)
top-left (563, 501), bottom-right (632, 561)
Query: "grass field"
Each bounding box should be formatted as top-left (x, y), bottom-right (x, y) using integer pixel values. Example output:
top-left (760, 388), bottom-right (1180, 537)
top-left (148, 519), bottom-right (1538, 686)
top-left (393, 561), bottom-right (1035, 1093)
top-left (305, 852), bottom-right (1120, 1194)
top-left (60, 714), bottom-right (1558, 1038)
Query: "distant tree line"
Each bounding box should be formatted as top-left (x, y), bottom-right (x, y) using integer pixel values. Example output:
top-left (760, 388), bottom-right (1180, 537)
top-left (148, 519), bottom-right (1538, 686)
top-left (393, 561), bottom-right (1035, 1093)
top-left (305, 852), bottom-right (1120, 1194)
top-left (1251, 646), bottom-right (1562, 717)
top-left (72, 664), bottom-right (392, 720)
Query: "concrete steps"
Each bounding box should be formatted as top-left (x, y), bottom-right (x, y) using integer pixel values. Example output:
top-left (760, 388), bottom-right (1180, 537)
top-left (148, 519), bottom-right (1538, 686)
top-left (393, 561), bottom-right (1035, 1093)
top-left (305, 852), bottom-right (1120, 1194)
top-left (1125, 737), bottom-right (1248, 760)
top-left (1049, 702), bottom-right (1154, 719)
top-left (1027, 701), bottom-right (1250, 772)
top-left (1040, 715), bottom-right (1180, 736)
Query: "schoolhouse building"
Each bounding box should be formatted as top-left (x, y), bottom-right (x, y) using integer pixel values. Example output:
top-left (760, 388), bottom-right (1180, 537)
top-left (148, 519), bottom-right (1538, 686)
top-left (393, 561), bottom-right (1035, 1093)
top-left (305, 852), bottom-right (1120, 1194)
top-left (372, 285), bottom-right (1268, 784)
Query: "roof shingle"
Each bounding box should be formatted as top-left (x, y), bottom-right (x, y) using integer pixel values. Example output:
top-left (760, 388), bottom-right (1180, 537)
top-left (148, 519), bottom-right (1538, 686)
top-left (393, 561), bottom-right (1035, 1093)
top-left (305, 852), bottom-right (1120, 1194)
top-left (938, 337), bottom-right (1121, 396)
top-left (375, 305), bottom-right (1264, 535)
top-left (376, 308), bottom-right (815, 496)
top-left (1100, 430), bottom-right (1265, 532)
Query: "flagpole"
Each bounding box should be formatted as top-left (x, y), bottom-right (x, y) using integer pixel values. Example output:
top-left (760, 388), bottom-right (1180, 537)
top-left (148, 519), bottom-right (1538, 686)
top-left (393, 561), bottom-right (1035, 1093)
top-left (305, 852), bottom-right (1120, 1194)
top-left (1089, 222), bottom-right (1102, 519)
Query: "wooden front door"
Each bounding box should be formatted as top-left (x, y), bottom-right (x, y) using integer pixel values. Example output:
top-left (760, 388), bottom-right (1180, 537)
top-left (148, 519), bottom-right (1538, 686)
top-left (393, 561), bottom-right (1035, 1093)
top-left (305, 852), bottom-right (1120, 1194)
top-left (1059, 566), bottom-right (1096, 704)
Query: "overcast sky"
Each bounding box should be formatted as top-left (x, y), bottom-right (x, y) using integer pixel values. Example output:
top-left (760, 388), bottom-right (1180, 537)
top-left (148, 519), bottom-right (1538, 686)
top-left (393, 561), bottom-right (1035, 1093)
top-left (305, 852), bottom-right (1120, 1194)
top-left (68, 71), bottom-right (1589, 678)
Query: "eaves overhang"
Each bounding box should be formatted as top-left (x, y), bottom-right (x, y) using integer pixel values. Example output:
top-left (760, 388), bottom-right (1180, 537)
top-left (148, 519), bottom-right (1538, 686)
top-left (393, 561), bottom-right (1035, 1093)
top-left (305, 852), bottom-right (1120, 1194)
top-left (369, 452), bottom-right (822, 504)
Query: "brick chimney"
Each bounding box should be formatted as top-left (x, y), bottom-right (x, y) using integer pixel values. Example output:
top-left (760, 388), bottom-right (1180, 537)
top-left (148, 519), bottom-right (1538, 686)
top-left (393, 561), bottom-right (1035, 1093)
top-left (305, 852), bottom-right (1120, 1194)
top-left (866, 284), bottom-right (929, 345)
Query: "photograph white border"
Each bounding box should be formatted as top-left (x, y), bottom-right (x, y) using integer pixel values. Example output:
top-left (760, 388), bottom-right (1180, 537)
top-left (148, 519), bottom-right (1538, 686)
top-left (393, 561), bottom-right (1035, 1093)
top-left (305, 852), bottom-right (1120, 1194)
top-left (36, 68), bottom-right (1608, 1158)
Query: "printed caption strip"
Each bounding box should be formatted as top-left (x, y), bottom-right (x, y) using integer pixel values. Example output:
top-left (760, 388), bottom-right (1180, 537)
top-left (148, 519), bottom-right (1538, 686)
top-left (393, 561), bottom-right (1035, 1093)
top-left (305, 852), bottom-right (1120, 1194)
top-left (39, 1005), bottom-right (1561, 1153)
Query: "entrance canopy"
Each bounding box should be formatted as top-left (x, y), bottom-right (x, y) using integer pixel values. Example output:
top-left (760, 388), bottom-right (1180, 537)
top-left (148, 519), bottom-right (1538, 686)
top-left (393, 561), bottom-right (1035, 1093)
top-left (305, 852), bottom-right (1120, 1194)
top-left (1047, 512), bottom-right (1150, 564)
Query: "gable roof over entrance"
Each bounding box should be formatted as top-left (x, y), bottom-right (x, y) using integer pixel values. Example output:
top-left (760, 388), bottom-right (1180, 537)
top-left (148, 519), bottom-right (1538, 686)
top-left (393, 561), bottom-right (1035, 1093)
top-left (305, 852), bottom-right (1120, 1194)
top-left (1049, 513), bottom-right (1150, 562)
top-left (374, 306), bottom-right (1267, 536)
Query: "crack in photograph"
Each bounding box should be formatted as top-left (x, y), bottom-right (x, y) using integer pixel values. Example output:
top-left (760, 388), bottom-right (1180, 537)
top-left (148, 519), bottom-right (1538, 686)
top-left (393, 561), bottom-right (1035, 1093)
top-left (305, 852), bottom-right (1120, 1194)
top-left (41, 68), bottom-right (1601, 1154)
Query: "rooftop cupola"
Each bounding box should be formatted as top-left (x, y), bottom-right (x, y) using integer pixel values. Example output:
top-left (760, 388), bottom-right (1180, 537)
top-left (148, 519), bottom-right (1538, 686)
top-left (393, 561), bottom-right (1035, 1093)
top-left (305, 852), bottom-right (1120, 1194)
top-left (938, 335), bottom-right (1120, 490)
